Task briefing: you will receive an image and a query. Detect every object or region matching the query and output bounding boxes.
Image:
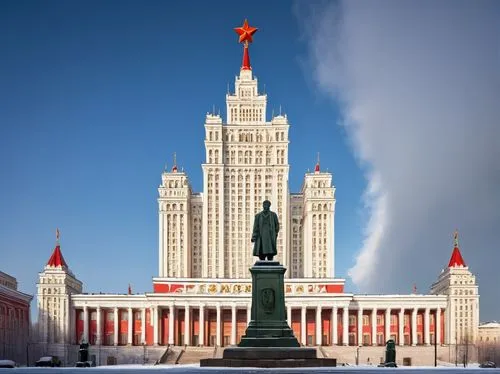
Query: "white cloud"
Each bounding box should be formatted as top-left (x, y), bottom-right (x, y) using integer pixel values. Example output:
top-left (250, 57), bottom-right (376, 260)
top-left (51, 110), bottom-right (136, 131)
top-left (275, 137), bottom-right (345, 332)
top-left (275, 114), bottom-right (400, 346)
top-left (296, 0), bottom-right (500, 319)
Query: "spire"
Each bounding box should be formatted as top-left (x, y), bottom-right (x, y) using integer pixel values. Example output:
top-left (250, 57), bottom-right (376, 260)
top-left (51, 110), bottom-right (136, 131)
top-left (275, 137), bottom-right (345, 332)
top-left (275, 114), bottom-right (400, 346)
top-left (171, 152), bottom-right (177, 173)
top-left (47, 228), bottom-right (68, 268)
top-left (314, 152), bottom-right (320, 173)
top-left (234, 19), bottom-right (258, 70)
top-left (448, 229), bottom-right (466, 267)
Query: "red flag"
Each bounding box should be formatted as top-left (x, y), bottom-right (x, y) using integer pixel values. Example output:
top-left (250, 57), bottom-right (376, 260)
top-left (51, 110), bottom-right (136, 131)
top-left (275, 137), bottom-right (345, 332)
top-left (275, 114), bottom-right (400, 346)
top-left (128, 284), bottom-right (132, 295)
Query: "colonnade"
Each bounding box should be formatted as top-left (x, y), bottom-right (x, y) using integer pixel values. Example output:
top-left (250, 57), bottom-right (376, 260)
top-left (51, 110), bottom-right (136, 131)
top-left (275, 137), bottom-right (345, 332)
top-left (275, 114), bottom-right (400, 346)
top-left (77, 304), bottom-right (445, 347)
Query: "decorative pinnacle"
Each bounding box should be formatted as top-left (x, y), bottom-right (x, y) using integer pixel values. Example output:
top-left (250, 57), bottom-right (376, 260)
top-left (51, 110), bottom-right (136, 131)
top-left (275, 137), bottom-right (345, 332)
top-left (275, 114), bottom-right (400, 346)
top-left (56, 228), bottom-right (60, 243)
top-left (234, 19), bottom-right (258, 44)
top-left (454, 229), bottom-right (459, 247)
top-left (172, 152), bottom-right (178, 172)
top-left (234, 19), bottom-right (258, 70)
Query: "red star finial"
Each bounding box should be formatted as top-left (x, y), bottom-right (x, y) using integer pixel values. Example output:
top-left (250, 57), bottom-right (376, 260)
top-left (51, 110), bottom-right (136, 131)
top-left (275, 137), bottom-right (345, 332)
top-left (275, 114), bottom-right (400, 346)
top-left (234, 19), bottom-right (258, 44)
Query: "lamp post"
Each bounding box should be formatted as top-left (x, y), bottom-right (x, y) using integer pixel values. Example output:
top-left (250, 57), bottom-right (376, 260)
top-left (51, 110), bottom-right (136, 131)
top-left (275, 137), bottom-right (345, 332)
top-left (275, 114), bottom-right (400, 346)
top-left (434, 332), bottom-right (437, 367)
top-left (26, 342), bottom-right (30, 367)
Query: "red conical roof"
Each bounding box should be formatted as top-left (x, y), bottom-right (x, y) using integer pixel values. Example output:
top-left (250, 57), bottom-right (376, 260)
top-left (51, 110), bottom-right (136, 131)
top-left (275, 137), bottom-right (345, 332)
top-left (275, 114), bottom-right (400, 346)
top-left (448, 230), bottom-right (466, 267)
top-left (47, 244), bottom-right (68, 268)
top-left (448, 247), bottom-right (466, 267)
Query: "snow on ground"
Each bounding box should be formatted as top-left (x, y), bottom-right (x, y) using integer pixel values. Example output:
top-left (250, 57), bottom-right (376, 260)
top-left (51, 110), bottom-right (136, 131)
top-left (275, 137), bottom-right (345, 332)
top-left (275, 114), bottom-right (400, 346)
top-left (3, 363), bottom-right (500, 374)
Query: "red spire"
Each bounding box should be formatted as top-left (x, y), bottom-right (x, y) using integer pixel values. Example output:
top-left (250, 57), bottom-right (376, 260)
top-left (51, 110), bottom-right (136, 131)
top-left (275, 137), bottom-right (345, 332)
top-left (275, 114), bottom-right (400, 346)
top-left (241, 44), bottom-right (251, 70)
top-left (314, 152), bottom-right (320, 173)
top-left (47, 228), bottom-right (68, 268)
top-left (234, 19), bottom-right (258, 71)
top-left (448, 230), bottom-right (466, 267)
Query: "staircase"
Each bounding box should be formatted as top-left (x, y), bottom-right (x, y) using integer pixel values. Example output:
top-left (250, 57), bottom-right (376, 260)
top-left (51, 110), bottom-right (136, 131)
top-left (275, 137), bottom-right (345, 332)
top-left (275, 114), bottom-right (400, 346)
top-left (154, 345), bottom-right (179, 365)
top-left (178, 347), bottom-right (215, 364)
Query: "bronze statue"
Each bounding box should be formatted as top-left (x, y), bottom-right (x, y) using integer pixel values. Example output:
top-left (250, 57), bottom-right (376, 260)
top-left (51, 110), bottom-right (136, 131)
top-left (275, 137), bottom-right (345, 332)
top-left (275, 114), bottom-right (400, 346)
top-left (251, 200), bottom-right (279, 261)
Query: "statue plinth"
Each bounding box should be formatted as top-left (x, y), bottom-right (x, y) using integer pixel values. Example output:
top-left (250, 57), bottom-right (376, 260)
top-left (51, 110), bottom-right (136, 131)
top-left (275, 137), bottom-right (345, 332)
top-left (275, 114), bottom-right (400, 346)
top-left (200, 261), bottom-right (337, 368)
top-left (238, 261), bottom-right (299, 347)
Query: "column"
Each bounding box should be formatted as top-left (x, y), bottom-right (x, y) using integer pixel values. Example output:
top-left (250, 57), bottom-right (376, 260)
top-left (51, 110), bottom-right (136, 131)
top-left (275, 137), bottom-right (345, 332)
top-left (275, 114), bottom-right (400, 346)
top-left (247, 304), bottom-right (251, 325)
top-left (113, 307), bottom-right (119, 346)
top-left (231, 304), bottom-right (237, 345)
top-left (332, 307), bottom-right (338, 345)
top-left (168, 305), bottom-right (175, 345)
top-left (398, 308), bottom-right (404, 346)
top-left (357, 308), bottom-right (363, 346)
top-left (96, 307), bottom-right (102, 345)
top-left (184, 305), bottom-right (190, 346)
top-left (65, 299), bottom-right (71, 344)
top-left (127, 307), bottom-right (133, 345)
top-left (83, 306), bottom-right (89, 344)
top-left (287, 305), bottom-right (292, 324)
top-left (385, 308), bottom-right (391, 343)
top-left (216, 304), bottom-right (221, 347)
top-left (424, 308), bottom-right (430, 346)
top-left (342, 307), bottom-right (349, 346)
top-left (436, 307), bottom-right (441, 345)
top-left (411, 308), bottom-right (418, 346)
top-left (315, 305), bottom-right (322, 345)
top-left (199, 304), bottom-right (205, 347)
top-left (141, 308), bottom-right (146, 344)
top-left (301, 306), bottom-right (307, 346)
top-left (152, 307), bottom-right (159, 345)
top-left (371, 308), bottom-right (377, 346)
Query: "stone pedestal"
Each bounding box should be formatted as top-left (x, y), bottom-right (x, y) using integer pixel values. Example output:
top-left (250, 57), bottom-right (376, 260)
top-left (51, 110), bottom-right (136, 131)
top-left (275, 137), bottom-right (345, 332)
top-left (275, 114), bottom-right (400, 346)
top-left (200, 261), bottom-right (336, 368)
top-left (238, 261), bottom-right (300, 347)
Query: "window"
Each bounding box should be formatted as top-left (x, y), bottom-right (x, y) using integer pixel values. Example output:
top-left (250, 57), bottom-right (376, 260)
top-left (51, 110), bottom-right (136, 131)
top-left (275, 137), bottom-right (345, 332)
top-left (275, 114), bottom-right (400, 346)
top-left (390, 315), bottom-right (397, 325)
top-left (363, 334), bottom-right (371, 345)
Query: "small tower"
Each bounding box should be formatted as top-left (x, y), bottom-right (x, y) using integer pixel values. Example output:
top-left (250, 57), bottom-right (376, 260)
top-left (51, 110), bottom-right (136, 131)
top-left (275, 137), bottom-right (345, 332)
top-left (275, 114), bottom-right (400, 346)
top-left (158, 153), bottom-right (192, 278)
top-left (37, 229), bottom-right (82, 351)
top-left (430, 230), bottom-right (479, 345)
top-left (300, 155), bottom-right (336, 278)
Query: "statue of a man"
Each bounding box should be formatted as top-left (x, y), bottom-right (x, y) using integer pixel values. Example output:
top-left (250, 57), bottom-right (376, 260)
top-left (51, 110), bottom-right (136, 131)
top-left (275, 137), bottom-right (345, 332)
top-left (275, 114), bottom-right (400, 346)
top-left (251, 200), bottom-right (280, 261)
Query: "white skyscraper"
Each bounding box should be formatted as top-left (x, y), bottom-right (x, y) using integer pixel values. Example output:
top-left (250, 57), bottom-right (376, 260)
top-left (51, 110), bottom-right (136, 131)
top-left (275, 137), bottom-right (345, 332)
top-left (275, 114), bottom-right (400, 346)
top-left (157, 32), bottom-right (335, 280)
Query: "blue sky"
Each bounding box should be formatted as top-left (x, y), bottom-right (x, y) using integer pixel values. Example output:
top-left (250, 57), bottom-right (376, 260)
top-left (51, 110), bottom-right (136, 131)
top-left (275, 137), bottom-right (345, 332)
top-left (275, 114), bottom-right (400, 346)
top-left (0, 1), bottom-right (366, 313)
top-left (5, 1), bottom-right (497, 321)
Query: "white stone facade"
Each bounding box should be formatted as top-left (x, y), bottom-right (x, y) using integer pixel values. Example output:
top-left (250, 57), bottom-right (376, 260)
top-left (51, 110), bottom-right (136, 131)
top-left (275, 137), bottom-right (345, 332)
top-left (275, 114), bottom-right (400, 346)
top-left (158, 67), bottom-right (334, 280)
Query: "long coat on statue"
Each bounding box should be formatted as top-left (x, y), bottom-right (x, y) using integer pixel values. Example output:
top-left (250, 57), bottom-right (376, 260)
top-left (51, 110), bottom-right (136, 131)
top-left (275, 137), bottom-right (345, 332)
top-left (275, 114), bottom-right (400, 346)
top-left (252, 210), bottom-right (280, 257)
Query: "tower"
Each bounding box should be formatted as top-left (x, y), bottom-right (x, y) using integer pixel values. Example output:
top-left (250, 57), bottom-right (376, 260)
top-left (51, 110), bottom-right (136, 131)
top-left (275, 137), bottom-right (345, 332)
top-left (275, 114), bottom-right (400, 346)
top-left (300, 155), bottom-right (336, 278)
top-left (37, 229), bottom-right (82, 346)
top-left (158, 155), bottom-right (192, 277)
top-left (200, 19), bottom-right (290, 278)
top-left (430, 231), bottom-right (479, 345)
